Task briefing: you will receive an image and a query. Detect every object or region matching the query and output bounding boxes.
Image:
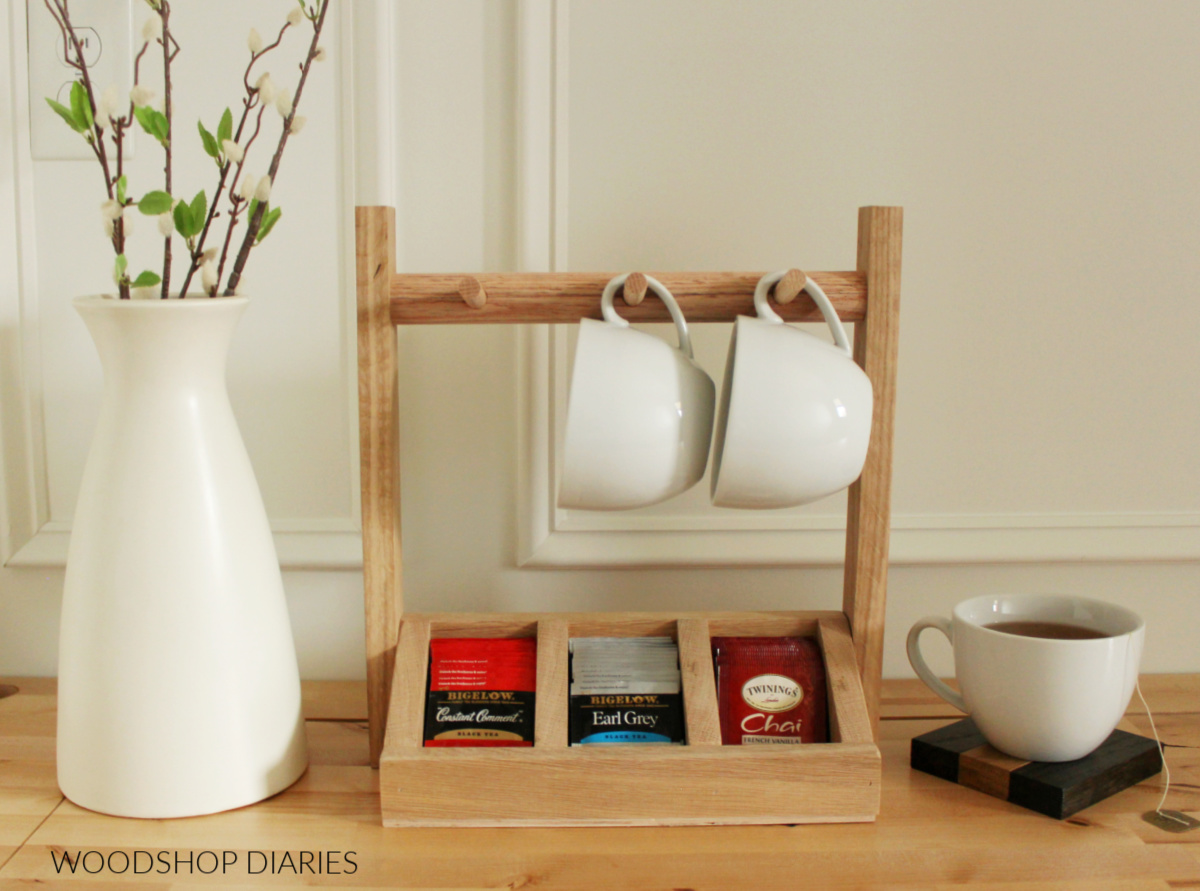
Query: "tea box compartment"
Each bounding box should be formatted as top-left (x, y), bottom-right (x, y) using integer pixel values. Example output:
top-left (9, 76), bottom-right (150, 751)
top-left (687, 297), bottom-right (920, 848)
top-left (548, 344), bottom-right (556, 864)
top-left (379, 610), bottom-right (879, 827)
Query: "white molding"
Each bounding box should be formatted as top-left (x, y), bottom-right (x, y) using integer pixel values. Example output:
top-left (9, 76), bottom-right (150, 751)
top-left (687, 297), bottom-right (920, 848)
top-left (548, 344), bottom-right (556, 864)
top-left (518, 325), bottom-right (1200, 565)
top-left (551, 0), bottom-right (570, 272)
top-left (515, 0), bottom-right (564, 566)
top-left (336, 0), bottom-right (363, 549)
top-left (511, 9), bottom-right (1200, 567)
top-left (0, 0), bottom-right (48, 565)
top-left (7, 520), bottom-right (363, 570)
top-left (522, 510), bottom-right (1200, 568)
top-left (350, 0), bottom-right (396, 209)
top-left (1, 2), bottom-right (364, 572)
top-left (516, 0), bottom-right (554, 274)
top-left (514, 0), bottom-right (570, 272)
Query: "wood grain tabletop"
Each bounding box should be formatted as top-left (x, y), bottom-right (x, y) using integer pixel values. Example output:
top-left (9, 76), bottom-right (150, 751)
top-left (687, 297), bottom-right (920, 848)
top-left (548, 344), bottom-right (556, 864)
top-left (0, 675), bottom-right (1195, 889)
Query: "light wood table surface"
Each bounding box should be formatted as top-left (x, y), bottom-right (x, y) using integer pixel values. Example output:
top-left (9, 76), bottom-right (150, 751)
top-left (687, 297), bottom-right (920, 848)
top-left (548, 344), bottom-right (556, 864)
top-left (0, 675), bottom-right (1196, 889)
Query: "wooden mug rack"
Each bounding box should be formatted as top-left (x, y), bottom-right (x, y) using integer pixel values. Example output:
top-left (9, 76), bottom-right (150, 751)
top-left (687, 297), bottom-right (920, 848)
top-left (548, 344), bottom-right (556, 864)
top-left (356, 205), bottom-right (902, 826)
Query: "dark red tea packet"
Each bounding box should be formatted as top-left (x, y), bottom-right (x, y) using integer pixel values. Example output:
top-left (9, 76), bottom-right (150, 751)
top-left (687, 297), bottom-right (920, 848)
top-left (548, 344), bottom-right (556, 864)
top-left (425, 637), bottom-right (537, 747)
top-left (711, 637), bottom-right (828, 745)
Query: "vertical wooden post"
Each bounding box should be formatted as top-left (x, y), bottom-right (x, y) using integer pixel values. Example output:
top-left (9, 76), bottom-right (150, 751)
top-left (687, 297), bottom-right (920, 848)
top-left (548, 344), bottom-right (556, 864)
top-left (356, 206), bottom-right (401, 767)
top-left (842, 206), bottom-right (902, 736)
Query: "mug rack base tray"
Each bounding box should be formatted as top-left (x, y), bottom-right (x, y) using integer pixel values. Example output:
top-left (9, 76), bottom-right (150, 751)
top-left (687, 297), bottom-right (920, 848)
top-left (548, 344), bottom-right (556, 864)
top-left (379, 609), bottom-right (881, 827)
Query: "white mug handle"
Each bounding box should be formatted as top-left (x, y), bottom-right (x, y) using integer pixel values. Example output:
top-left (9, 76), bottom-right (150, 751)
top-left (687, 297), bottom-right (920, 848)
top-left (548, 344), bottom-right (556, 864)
top-left (601, 274), bottom-right (694, 359)
top-left (753, 270), bottom-right (852, 357)
top-left (906, 617), bottom-right (967, 713)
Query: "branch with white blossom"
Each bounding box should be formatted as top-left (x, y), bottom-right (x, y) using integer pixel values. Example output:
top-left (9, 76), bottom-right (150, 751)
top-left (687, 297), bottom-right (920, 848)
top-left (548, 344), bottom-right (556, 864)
top-left (40, 0), bottom-right (328, 299)
top-left (224, 0), bottom-right (330, 296)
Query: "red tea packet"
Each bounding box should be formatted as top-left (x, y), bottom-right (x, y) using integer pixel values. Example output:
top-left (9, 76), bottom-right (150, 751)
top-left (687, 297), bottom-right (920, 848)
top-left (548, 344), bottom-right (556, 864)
top-left (711, 636), bottom-right (828, 745)
top-left (425, 637), bottom-right (537, 747)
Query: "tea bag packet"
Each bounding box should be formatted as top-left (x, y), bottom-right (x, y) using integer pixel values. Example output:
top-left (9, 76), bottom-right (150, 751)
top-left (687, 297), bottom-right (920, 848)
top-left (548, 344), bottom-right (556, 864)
top-left (424, 638), bottom-right (537, 747)
top-left (569, 637), bottom-right (685, 745)
top-left (711, 637), bottom-right (828, 745)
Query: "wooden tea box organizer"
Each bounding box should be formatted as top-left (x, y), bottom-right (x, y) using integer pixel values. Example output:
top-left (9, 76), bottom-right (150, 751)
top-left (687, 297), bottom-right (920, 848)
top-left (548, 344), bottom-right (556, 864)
top-left (356, 206), bottom-right (902, 827)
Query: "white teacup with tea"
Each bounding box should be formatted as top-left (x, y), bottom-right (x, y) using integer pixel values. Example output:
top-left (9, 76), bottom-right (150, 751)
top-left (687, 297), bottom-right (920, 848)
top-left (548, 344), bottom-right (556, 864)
top-left (907, 594), bottom-right (1145, 762)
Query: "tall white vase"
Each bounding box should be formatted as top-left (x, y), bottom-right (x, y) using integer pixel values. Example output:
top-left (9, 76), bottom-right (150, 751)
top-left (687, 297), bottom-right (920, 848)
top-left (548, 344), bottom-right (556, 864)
top-left (58, 296), bottom-right (308, 818)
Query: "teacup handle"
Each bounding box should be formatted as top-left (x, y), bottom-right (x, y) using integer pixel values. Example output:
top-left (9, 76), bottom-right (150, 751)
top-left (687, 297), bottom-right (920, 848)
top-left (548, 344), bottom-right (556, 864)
top-left (753, 270), bottom-right (852, 357)
top-left (906, 617), bottom-right (967, 713)
top-left (601, 274), bottom-right (694, 359)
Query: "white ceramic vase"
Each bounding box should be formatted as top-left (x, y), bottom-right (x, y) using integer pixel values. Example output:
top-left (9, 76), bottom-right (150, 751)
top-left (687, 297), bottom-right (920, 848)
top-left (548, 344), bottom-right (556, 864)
top-left (58, 295), bottom-right (308, 818)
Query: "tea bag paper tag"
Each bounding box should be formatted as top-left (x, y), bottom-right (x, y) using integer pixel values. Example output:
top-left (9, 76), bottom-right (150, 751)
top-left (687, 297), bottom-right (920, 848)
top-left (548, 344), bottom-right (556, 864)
top-left (1132, 680), bottom-right (1193, 833)
top-left (1142, 810), bottom-right (1200, 834)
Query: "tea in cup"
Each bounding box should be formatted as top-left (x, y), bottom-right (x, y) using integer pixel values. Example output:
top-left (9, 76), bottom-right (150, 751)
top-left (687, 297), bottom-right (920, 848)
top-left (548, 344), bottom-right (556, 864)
top-left (907, 594), bottom-right (1145, 762)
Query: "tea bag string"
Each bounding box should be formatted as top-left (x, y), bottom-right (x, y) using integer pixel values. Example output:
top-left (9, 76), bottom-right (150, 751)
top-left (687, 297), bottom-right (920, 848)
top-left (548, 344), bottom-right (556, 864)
top-left (1134, 677), bottom-right (1180, 822)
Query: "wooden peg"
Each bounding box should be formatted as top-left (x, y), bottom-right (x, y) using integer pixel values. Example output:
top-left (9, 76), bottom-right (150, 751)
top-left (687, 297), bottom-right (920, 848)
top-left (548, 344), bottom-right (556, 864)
top-left (774, 268), bottom-right (808, 304)
top-left (622, 272), bottom-right (648, 306)
top-left (458, 276), bottom-right (487, 309)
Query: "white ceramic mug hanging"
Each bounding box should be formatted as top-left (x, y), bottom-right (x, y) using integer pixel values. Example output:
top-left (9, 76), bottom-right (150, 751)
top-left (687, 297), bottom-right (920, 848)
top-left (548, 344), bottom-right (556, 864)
top-left (58, 296), bottom-right (308, 818)
top-left (710, 270), bottom-right (873, 509)
top-left (559, 274), bottom-right (716, 510)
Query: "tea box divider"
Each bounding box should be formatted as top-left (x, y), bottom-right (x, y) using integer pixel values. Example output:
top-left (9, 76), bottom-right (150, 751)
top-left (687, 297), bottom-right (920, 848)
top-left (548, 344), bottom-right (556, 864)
top-left (356, 205), bottom-right (902, 827)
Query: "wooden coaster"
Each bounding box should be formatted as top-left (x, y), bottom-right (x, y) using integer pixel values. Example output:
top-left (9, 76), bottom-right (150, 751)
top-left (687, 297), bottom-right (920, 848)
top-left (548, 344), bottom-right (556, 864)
top-left (911, 718), bottom-right (1163, 819)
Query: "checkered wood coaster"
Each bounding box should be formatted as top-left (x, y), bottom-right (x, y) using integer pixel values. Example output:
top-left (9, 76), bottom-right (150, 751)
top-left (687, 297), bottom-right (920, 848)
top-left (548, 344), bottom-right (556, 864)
top-left (911, 718), bottom-right (1163, 819)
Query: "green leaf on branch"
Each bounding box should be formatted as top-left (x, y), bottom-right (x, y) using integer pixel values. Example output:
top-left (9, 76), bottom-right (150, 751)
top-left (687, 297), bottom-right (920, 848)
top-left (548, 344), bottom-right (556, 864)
top-left (114, 253), bottom-right (128, 283)
top-left (70, 82), bottom-right (93, 132)
top-left (173, 201), bottom-right (194, 239)
top-left (134, 106), bottom-right (170, 145)
top-left (217, 108), bottom-right (233, 145)
top-left (198, 121), bottom-right (220, 161)
top-left (137, 190), bottom-right (172, 215)
top-left (130, 270), bottom-right (161, 288)
top-left (256, 206), bottom-right (282, 243)
top-left (189, 191), bottom-right (207, 232)
top-left (116, 175), bottom-right (127, 204)
top-left (46, 98), bottom-right (87, 134)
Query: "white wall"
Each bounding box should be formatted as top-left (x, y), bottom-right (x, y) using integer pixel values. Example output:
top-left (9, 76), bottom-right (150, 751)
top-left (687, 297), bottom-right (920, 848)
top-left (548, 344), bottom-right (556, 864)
top-left (3, 1), bottom-right (1198, 682)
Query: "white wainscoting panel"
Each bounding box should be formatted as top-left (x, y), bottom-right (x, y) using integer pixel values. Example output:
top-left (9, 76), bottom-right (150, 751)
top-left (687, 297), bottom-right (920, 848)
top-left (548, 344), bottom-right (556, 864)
top-left (515, 0), bottom-right (1200, 567)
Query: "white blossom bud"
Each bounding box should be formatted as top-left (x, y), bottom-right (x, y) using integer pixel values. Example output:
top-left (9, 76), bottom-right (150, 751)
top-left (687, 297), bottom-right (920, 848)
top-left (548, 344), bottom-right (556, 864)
top-left (222, 139), bottom-right (244, 164)
top-left (255, 73), bottom-right (276, 104)
top-left (200, 260), bottom-right (218, 292)
top-left (132, 286), bottom-right (158, 300)
top-left (289, 115), bottom-right (307, 134)
top-left (96, 85), bottom-right (119, 126)
top-left (157, 212), bottom-right (174, 237)
top-left (103, 217), bottom-right (115, 238)
top-left (247, 27), bottom-right (263, 54)
top-left (274, 88), bottom-right (292, 118)
top-left (129, 84), bottom-right (154, 107)
top-left (313, 46), bottom-right (327, 62)
top-left (254, 175), bottom-right (272, 202)
top-left (101, 198), bottom-right (122, 220)
top-left (286, 6), bottom-right (303, 26)
top-left (122, 205), bottom-right (136, 236)
top-left (201, 247), bottom-right (219, 263)
top-left (237, 173), bottom-right (257, 201)
top-left (141, 14), bottom-right (162, 44)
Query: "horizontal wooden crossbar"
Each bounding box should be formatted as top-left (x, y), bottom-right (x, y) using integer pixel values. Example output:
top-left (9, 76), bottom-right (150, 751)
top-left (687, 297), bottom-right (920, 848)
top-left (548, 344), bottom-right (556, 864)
top-left (389, 271), bottom-right (866, 325)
